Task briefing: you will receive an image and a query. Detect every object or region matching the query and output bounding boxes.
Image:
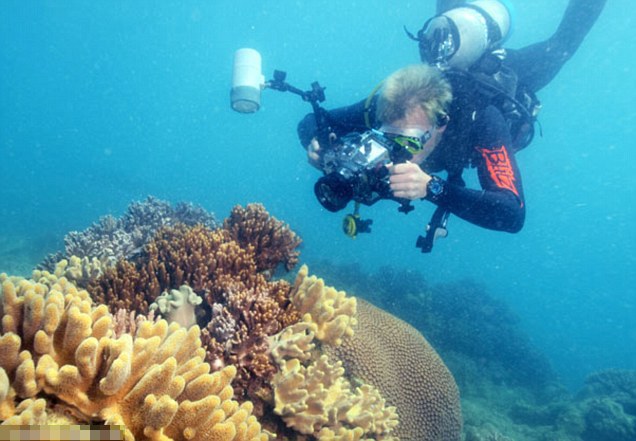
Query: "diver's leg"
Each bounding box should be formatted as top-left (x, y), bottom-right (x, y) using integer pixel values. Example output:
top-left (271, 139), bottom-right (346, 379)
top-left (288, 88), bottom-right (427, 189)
top-left (507, 0), bottom-right (607, 93)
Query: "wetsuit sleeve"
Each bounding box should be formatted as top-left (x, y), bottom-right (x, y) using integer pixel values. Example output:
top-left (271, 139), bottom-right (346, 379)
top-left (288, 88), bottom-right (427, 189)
top-left (428, 106), bottom-right (525, 233)
top-left (506, 0), bottom-right (606, 93)
top-left (297, 98), bottom-right (377, 148)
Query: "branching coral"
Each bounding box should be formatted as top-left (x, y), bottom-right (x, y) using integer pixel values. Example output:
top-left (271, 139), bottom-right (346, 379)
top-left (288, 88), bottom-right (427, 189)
top-left (224, 204), bottom-right (301, 274)
top-left (86, 225), bottom-right (242, 313)
top-left (38, 196), bottom-right (218, 270)
top-left (0, 276), bottom-right (268, 440)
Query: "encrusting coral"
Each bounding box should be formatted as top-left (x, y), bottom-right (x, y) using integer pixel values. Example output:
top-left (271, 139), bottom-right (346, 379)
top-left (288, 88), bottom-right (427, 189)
top-left (0, 275), bottom-right (268, 440)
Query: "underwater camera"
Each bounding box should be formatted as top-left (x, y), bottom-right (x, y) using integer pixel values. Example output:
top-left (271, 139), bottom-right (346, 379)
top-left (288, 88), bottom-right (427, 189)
top-left (230, 48), bottom-right (414, 215)
top-left (314, 130), bottom-right (412, 212)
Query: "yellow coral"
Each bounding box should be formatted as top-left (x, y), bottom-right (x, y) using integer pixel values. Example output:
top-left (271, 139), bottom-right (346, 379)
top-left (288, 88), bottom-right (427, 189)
top-left (268, 322), bottom-right (316, 363)
top-left (271, 353), bottom-right (398, 439)
top-left (269, 267), bottom-right (398, 440)
top-left (0, 276), bottom-right (269, 441)
top-left (290, 265), bottom-right (357, 347)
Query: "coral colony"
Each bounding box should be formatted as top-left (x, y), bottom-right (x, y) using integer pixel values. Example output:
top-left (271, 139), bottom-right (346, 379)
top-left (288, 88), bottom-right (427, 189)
top-left (0, 198), bottom-right (462, 440)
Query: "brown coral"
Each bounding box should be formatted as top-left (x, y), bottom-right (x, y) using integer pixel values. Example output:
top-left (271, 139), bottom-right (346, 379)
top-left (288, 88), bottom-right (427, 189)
top-left (0, 276), bottom-right (269, 440)
top-left (88, 225), bottom-right (256, 313)
top-left (224, 204), bottom-right (302, 274)
top-left (325, 298), bottom-right (463, 441)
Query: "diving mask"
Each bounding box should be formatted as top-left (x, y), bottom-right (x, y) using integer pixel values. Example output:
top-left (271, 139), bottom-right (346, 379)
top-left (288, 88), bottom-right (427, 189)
top-left (381, 126), bottom-right (433, 155)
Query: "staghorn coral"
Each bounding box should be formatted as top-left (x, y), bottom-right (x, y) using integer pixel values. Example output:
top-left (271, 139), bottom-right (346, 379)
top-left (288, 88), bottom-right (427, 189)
top-left (224, 204), bottom-right (301, 274)
top-left (0, 275), bottom-right (268, 440)
top-left (324, 297), bottom-right (463, 441)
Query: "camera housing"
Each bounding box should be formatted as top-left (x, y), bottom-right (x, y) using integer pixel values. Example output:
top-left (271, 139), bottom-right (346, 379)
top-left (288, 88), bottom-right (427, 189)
top-left (314, 130), bottom-right (411, 212)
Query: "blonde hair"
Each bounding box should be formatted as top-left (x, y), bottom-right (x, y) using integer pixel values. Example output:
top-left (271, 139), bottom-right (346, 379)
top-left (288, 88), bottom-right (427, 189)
top-left (376, 64), bottom-right (452, 125)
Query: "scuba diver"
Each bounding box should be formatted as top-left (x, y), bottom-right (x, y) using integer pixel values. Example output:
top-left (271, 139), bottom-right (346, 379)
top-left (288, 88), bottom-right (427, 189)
top-left (297, 0), bottom-right (606, 251)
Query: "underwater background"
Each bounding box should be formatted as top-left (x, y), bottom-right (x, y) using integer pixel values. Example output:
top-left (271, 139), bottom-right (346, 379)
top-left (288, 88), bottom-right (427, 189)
top-left (1, 0), bottom-right (634, 399)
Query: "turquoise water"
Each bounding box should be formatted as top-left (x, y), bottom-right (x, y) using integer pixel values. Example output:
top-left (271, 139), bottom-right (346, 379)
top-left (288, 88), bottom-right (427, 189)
top-left (1, 1), bottom-right (634, 392)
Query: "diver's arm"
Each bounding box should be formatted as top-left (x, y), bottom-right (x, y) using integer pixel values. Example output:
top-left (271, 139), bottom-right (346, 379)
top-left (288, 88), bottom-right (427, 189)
top-left (431, 181), bottom-right (525, 232)
top-left (427, 106), bottom-right (525, 233)
top-left (297, 98), bottom-right (376, 148)
top-left (507, 0), bottom-right (607, 93)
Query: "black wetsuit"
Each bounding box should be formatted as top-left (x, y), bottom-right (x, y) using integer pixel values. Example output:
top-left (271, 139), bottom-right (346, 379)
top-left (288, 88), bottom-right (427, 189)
top-left (297, 0), bottom-right (605, 234)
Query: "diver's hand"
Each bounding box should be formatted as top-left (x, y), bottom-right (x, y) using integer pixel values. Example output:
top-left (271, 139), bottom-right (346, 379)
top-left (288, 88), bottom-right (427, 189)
top-left (307, 138), bottom-right (322, 169)
top-left (389, 162), bottom-right (431, 200)
top-left (306, 133), bottom-right (337, 170)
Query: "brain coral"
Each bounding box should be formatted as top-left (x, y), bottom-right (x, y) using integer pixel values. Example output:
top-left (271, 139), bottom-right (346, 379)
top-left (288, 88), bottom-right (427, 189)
top-left (0, 275), bottom-right (268, 440)
top-left (325, 298), bottom-right (463, 441)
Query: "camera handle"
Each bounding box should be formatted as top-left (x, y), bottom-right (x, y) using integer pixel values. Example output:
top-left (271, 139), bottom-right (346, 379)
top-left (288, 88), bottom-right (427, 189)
top-left (388, 145), bottom-right (416, 215)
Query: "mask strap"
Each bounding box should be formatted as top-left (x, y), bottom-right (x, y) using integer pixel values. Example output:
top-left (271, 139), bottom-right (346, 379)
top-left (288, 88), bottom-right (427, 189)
top-left (363, 81), bottom-right (384, 129)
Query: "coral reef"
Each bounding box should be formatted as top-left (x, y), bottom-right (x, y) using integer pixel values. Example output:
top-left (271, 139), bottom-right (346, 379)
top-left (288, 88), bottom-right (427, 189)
top-left (578, 369), bottom-right (636, 441)
top-left (11, 199), bottom-right (570, 441)
top-left (0, 274), bottom-right (268, 440)
top-left (83, 207), bottom-right (302, 416)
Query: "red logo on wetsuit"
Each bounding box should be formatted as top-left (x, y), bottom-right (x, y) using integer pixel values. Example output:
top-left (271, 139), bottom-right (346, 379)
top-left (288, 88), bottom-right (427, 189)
top-left (478, 145), bottom-right (520, 199)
